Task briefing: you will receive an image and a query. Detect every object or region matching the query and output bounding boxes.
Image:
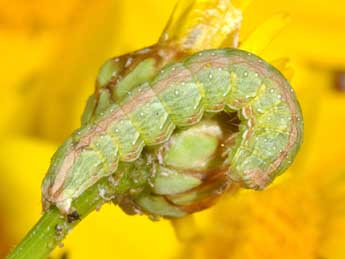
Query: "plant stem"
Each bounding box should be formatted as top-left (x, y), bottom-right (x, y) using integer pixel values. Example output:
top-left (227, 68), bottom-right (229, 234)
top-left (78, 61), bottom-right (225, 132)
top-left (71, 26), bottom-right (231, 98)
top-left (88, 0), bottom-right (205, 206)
top-left (6, 177), bottom-right (116, 259)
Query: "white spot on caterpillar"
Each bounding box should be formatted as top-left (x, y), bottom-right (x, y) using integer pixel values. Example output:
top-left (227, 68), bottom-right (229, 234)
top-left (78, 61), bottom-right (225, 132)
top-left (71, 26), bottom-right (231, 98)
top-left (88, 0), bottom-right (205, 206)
top-left (124, 57), bottom-right (133, 68)
top-left (160, 171), bottom-right (170, 177)
top-left (209, 74), bottom-right (213, 79)
top-left (241, 107), bottom-right (249, 119)
top-left (247, 119), bottom-right (253, 127)
top-left (270, 89), bottom-right (274, 93)
top-left (243, 72), bottom-right (248, 77)
top-left (98, 187), bottom-right (106, 199)
top-left (242, 130), bottom-right (249, 139)
top-left (257, 108), bottom-right (264, 113)
top-left (255, 73), bottom-right (259, 77)
top-left (140, 112), bottom-right (144, 117)
top-left (174, 90), bottom-right (179, 96)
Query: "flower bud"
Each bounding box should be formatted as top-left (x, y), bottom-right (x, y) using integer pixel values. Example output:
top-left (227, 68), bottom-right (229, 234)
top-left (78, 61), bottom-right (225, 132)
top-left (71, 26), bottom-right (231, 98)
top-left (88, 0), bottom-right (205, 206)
top-left (119, 113), bottom-right (239, 218)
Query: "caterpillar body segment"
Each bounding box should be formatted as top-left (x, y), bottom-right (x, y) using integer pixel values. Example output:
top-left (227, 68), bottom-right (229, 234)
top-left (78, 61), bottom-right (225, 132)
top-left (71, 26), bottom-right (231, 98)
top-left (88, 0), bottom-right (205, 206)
top-left (42, 48), bottom-right (303, 213)
top-left (81, 54), bottom-right (159, 126)
top-left (151, 62), bottom-right (205, 127)
top-left (118, 82), bottom-right (176, 145)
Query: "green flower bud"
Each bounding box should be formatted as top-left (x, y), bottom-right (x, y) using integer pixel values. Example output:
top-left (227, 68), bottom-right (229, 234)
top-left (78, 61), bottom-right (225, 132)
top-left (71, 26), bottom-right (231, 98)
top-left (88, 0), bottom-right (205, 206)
top-left (118, 114), bottom-right (238, 219)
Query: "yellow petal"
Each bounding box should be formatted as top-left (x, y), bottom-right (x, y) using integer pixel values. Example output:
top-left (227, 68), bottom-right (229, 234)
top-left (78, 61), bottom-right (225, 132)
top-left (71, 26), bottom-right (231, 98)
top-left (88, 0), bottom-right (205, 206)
top-left (171, 215), bottom-right (201, 242)
top-left (232, 0), bottom-right (252, 10)
top-left (270, 57), bottom-right (294, 81)
top-left (240, 13), bottom-right (290, 55)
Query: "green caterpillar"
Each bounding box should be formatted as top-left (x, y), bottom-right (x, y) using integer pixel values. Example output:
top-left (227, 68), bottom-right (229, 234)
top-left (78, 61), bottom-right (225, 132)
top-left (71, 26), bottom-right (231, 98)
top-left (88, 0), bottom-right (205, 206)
top-left (42, 48), bottom-right (303, 214)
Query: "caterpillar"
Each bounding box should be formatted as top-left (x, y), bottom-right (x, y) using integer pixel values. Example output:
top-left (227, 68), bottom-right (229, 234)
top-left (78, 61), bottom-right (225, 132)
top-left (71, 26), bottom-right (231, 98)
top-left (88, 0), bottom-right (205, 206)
top-left (42, 48), bottom-right (303, 213)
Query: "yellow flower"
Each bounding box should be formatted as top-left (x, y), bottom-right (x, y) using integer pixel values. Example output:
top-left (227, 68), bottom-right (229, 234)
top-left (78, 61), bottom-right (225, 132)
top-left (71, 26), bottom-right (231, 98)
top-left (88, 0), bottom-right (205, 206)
top-left (176, 1), bottom-right (345, 259)
top-left (0, 1), bottom-right (182, 258)
top-left (1, 0), bottom-right (345, 259)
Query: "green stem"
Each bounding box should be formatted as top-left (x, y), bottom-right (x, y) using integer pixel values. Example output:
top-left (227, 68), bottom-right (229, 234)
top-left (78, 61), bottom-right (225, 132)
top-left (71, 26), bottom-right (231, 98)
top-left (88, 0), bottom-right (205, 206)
top-left (7, 177), bottom-right (116, 259)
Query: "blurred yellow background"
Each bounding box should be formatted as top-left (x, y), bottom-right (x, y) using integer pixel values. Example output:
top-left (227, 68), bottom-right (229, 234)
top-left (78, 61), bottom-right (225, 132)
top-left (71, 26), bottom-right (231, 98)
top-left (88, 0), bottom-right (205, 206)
top-left (1, 0), bottom-right (345, 258)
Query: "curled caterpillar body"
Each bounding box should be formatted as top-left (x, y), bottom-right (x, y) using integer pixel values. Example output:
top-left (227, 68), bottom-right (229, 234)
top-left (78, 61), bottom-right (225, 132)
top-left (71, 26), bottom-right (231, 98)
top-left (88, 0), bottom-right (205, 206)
top-left (42, 48), bottom-right (303, 213)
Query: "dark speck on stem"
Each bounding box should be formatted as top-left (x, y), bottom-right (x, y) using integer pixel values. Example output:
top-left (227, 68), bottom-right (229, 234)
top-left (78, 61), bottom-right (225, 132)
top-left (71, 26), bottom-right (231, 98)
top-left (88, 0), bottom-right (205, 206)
top-left (66, 211), bottom-right (81, 223)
